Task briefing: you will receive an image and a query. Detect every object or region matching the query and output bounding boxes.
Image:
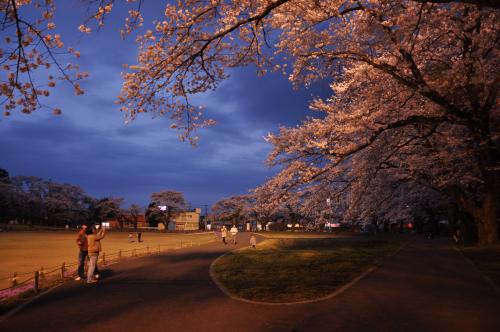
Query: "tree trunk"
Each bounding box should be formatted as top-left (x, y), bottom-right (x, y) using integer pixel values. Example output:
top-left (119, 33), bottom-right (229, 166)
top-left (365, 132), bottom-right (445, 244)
top-left (461, 188), bottom-right (498, 246)
top-left (475, 189), bottom-right (498, 246)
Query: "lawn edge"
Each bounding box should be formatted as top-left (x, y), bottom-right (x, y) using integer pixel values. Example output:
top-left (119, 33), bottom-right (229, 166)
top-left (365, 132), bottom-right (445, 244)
top-left (209, 238), bottom-right (409, 306)
top-left (454, 245), bottom-right (500, 295)
top-left (0, 281), bottom-right (63, 324)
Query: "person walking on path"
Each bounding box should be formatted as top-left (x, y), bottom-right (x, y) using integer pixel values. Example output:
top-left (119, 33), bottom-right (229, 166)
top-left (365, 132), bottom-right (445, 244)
top-left (250, 234), bottom-right (256, 248)
top-left (230, 225), bottom-right (238, 245)
top-left (221, 225), bottom-right (228, 245)
top-left (86, 224), bottom-right (106, 284)
top-left (75, 224), bottom-right (88, 281)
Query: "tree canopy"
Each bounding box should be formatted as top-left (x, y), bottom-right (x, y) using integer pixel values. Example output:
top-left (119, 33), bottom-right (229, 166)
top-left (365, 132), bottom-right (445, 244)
top-left (1, 0), bottom-right (498, 243)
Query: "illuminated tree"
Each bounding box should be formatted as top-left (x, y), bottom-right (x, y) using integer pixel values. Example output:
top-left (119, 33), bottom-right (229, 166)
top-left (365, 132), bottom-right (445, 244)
top-left (211, 194), bottom-right (255, 225)
top-left (2, 1), bottom-right (498, 243)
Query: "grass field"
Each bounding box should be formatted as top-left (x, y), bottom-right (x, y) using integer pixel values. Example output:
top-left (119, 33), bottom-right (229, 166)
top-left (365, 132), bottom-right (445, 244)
top-left (0, 231), bottom-right (216, 289)
top-left (257, 232), bottom-right (342, 239)
top-left (212, 236), bottom-right (405, 303)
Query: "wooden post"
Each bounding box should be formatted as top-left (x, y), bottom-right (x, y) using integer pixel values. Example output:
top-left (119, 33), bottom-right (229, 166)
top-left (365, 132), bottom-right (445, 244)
top-left (118, 250), bottom-right (122, 259)
top-left (34, 271), bottom-right (39, 293)
top-left (61, 262), bottom-right (66, 279)
top-left (11, 273), bottom-right (18, 287)
top-left (101, 253), bottom-right (106, 265)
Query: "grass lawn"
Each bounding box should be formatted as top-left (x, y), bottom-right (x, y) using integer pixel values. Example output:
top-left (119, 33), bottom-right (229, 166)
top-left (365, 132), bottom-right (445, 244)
top-left (0, 231), bottom-right (215, 290)
top-left (212, 235), bottom-right (405, 303)
top-left (257, 232), bottom-right (340, 239)
top-left (461, 245), bottom-right (500, 288)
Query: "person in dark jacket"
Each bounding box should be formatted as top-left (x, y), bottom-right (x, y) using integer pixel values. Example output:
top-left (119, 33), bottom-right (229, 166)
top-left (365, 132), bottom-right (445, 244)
top-left (75, 224), bottom-right (88, 281)
top-left (75, 224), bottom-right (99, 281)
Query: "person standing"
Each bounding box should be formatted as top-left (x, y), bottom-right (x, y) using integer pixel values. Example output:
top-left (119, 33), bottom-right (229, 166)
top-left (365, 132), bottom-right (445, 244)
top-left (221, 225), bottom-right (228, 245)
top-left (75, 224), bottom-right (88, 281)
top-left (86, 225), bottom-right (106, 284)
top-left (230, 225), bottom-right (238, 245)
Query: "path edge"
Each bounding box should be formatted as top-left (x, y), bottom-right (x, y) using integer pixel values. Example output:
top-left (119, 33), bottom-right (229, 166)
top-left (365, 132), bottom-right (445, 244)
top-left (453, 245), bottom-right (500, 295)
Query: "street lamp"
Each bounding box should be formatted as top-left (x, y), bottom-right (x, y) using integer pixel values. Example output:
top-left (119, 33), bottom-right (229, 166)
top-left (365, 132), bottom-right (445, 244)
top-left (326, 198), bottom-right (332, 232)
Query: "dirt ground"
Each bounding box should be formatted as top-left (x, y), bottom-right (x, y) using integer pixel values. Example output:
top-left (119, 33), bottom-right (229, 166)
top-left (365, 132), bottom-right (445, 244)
top-left (0, 231), bottom-right (215, 289)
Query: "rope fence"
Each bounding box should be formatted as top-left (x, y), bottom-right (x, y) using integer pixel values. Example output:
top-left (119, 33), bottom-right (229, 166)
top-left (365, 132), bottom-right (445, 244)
top-left (0, 233), bottom-right (218, 301)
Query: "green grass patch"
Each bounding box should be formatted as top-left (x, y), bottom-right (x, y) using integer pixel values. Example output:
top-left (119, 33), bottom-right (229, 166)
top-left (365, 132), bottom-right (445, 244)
top-left (213, 236), bottom-right (405, 303)
top-left (461, 245), bottom-right (500, 288)
top-left (257, 232), bottom-right (339, 239)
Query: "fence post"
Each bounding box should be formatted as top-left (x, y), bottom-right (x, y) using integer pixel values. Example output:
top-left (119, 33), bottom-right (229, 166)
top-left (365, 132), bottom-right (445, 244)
top-left (61, 262), bottom-right (66, 279)
top-left (101, 253), bottom-right (106, 266)
top-left (34, 271), bottom-right (39, 293)
top-left (11, 272), bottom-right (18, 287)
top-left (118, 250), bottom-right (122, 259)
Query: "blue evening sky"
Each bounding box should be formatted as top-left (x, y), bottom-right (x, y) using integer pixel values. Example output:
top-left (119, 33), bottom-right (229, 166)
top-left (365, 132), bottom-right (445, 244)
top-left (0, 1), bottom-right (329, 210)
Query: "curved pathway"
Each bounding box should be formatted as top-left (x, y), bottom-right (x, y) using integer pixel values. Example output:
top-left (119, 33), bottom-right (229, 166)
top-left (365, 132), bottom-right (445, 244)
top-left (1, 233), bottom-right (499, 332)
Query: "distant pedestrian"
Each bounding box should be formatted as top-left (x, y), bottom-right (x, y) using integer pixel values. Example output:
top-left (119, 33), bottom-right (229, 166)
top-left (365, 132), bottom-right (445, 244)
top-left (423, 223), bottom-right (434, 239)
top-left (250, 234), bottom-right (256, 248)
top-left (221, 225), bottom-right (228, 245)
top-left (230, 225), bottom-right (238, 244)
top-left (138, 232), bottom-right (142, 242)
top-left (86, 225), bottom-right (106, 284)
top-left (453, 228), bottom-right (462, 245)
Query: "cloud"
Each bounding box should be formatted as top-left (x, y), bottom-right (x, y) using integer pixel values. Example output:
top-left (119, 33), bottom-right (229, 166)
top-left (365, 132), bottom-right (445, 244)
top-left (2, 3), bottom-right (325, 210)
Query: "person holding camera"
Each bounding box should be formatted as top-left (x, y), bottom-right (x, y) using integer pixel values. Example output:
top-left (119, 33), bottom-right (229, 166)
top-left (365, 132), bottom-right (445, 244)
top-left (86, 224), bottom-right (106, 284)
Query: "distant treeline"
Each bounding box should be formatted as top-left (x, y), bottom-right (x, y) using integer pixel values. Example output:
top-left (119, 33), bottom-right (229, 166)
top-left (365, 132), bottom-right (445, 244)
top-left (0, 168), bottom-right (123, 227)
top-left (0, 168), bottom-right (193, 229)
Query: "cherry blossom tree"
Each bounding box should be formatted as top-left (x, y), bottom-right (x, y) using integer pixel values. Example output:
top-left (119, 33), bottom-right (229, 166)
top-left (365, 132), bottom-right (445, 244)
top-left (2, 1), bottom-right (498, 243)
top-left (4, 175), bottom-right (92, 225)
top-left (211, 194), bottom-right (255, 225)
top-left (89, 196), bottom-right (124, 224)
top-left (227, 1), bottom-right (497, 244)
top-left (126, 203), bottom-right (143, 229)
top-left (149, 189), bottom-right (186, 228)
top-left (0, 0), bottom-right (90, 116)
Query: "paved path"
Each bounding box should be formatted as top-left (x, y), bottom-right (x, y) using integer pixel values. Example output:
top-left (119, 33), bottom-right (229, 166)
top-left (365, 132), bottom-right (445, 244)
top-left (1, 234), bottom-right (499, 332)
